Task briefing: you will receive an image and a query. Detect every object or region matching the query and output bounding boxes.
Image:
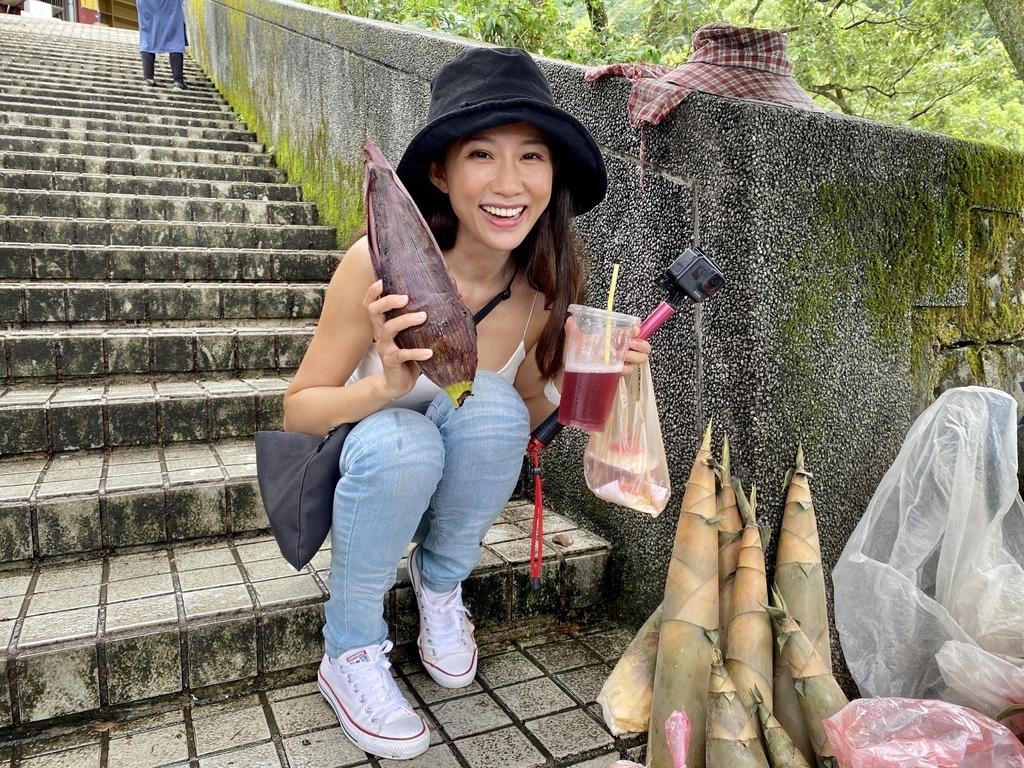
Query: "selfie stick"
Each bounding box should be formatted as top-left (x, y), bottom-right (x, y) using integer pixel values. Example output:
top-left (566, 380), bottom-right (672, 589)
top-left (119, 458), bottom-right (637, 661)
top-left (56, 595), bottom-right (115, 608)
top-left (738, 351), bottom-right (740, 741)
top-left (525, 245), bottom-right (726, 587)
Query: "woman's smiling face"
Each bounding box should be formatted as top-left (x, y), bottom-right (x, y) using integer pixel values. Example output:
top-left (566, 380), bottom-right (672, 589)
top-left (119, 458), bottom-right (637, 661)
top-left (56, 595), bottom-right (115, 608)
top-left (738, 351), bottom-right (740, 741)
top-left (429, 122), bottom-right (554, 256)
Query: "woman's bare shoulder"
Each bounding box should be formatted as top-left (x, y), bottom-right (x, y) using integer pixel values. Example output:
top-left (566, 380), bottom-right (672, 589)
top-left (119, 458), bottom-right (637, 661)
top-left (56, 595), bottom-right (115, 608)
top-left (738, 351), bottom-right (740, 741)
top-left (330, 235), bottom-right (373, 285)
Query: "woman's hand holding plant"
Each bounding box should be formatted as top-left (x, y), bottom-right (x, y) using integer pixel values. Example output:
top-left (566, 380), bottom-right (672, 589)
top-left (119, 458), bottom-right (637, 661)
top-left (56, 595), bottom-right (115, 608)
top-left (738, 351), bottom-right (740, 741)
top-left (364, 279), bottom-right (432, 401)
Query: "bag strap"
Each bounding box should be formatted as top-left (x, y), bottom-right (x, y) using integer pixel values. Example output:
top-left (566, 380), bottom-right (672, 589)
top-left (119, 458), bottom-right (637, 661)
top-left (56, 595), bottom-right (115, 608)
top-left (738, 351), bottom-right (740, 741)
top-left (472, 264), bottom-right (518, 325)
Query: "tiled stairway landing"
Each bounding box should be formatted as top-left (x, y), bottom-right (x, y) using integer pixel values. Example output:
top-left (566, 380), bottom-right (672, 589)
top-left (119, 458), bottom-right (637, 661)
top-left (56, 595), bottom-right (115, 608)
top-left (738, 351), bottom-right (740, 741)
top-left (0, 501), bottom-right (611, 720)
top-left (0, 13), bottom-right (621, 758)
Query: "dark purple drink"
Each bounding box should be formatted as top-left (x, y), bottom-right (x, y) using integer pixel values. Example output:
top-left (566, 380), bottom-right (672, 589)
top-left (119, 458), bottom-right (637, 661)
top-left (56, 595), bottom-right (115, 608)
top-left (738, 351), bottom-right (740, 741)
top-left (558, 369), bottom-right (621, 431)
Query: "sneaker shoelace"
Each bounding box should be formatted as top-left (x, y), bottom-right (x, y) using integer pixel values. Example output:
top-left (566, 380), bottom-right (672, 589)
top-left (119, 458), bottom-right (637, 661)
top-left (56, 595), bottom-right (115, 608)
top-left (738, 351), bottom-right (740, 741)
top-left (337, 640), bottom-right (411, 726)
top-left (422, 586), bottom-right (473, 659)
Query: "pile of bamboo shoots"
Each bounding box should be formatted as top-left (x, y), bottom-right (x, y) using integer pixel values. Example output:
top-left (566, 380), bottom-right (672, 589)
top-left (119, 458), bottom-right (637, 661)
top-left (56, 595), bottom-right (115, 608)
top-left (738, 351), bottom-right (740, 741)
top-left (597, 424), bottom-right (849, 768)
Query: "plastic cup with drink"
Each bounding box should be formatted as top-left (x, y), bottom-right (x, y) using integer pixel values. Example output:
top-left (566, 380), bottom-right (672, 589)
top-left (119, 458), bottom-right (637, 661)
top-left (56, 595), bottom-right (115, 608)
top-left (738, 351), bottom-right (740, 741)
top-left (558, 303), bottom-right (640, 432)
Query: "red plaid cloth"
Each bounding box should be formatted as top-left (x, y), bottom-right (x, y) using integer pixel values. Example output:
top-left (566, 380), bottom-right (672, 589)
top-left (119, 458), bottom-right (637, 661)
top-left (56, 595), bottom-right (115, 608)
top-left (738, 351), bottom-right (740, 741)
top-left (586, 22), bottom-right (823, 126)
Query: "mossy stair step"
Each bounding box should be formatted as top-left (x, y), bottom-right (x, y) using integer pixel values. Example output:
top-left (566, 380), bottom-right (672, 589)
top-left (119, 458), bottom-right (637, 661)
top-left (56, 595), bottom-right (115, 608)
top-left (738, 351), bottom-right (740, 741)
top-left (0, 244), bottom-right (340, 283)
top-left (0, 377), bottom-right (289, 457)
top-left (0, 59), bottom-right (208, 80)
top-left (1, 217), bottom-right (337, 250)
top-left (1, 151), bottom-right (288, 183)
top-left (0, 67), bottom-right (212, 96)
top-left (3, 169), bottom-right (301, 202)
top-left (4, 122), bottom-right (264, 154)
top-left (0, 42), bottom-right (208, 73)
top-left (0, 92), bottom-right (233, 122)
top-left (0, 78), bottom-right (224, 109)
top-left (0, 500), bottom-right (609, 730)
top-left (0, 44), bottom-right (206, 68)
top-left (0, 134), bottom-right (274, 168)
top-left (0, 190), bottom-right (317, 226)
top-left (0, 438), bottom-right (266, 562)
top-left (0, 110), bottom-right (257, 143)
top-left (0, 326), bottom-right (314, 382)
top-left (0, 99), bottom-right (245, 131)
top-left (0, 71), bottom-right (226, 102)
top-left (0, 73), bottom-right (223, 103)
top-left (0, 281), bottom-right (325, 325)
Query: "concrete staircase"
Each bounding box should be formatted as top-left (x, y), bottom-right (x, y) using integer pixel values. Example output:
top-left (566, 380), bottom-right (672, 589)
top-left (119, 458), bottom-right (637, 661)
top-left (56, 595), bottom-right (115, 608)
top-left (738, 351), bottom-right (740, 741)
top-left (0, 15), bottom-right (612, 735)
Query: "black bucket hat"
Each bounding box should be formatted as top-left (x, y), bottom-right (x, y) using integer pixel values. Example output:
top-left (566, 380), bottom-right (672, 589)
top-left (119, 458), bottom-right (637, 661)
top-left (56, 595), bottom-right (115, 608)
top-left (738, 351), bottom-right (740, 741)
top-left (396, 47), bottom-right (607, 216)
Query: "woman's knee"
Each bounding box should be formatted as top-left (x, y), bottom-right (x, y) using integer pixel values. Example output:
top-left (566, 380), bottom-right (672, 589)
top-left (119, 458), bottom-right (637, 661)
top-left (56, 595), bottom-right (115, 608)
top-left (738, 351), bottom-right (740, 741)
top-left (429, 371), bottom-right (530, 446)
top-left (341, 408), bottom-right (445, 482)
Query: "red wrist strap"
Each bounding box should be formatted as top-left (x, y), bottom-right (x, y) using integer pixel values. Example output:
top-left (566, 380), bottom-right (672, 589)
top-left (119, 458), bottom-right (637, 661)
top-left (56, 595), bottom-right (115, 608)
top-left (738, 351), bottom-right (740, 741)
top-left (527, 440), bottom-right (544, 589)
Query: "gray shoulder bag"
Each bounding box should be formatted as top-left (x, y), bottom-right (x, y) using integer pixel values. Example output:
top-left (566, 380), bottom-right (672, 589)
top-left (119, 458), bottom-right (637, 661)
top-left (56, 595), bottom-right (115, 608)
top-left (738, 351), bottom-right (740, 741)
top-left (254, 424), bottom-right (353, 570)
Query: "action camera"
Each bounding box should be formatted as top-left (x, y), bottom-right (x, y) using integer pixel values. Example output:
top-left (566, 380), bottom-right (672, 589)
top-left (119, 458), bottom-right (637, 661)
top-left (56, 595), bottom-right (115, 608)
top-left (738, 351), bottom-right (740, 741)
top-left (658, 245), bottom-right (726, 304)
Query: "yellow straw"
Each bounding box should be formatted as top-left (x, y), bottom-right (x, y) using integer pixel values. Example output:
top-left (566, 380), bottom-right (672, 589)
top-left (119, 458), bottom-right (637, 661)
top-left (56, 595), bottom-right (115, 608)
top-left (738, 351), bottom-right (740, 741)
top-left (606, 263), bottom-right (620, 312)
top-left (604, 263), bottom-right (620, 363)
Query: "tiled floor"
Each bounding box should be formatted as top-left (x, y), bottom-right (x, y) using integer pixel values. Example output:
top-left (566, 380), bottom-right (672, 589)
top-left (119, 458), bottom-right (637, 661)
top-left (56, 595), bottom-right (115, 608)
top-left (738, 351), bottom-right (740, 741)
top-left (0, 624), bottom-right (648, 768)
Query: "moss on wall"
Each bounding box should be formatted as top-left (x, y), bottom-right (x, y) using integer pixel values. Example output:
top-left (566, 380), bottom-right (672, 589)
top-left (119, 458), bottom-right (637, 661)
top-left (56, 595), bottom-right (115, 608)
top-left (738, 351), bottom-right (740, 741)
top-left (186, 0), bottom-right (365, 247)
top-left (271, 132), bottom-right (366, 247)
top-left (773, 141), bottom-right (1024, 420)
top-left (917, 147), bottom-right (1024, 400)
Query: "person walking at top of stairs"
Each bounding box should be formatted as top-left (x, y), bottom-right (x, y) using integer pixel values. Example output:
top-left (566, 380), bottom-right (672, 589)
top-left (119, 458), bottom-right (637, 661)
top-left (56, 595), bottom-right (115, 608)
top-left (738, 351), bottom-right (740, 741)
top-left (137, 0), bottom-right (188, 89)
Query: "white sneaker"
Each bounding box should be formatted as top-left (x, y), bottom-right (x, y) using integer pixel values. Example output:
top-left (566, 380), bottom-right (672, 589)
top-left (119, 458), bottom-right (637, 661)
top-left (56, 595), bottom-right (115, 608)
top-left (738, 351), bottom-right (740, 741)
top-left (317, 640), bottom-right (429, 760)
top-left (408, 545), bottom-right (478, 688)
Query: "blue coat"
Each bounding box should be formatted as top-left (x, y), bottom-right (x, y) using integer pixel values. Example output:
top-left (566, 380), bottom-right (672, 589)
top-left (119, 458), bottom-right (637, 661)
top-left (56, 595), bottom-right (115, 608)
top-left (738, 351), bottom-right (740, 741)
top-left (137, 0), bottom-right (187, 54)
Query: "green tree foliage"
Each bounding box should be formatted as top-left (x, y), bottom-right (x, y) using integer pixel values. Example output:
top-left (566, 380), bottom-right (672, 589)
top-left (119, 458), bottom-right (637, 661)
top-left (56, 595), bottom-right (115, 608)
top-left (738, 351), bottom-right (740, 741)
top-left (313, 0), bottom-right (1024, 150)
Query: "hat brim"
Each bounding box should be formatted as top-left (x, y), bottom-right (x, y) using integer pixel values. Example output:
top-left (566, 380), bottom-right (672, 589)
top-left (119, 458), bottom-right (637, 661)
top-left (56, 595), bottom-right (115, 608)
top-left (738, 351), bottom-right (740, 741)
top-left (396, 99), bottom-right (607, 216)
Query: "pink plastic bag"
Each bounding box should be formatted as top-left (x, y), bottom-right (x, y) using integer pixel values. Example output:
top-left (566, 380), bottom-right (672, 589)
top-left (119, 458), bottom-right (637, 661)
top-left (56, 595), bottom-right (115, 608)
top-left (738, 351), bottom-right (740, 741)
top-left (609, 710), bottom-right (690, 768)
top-left (665, 709), bottom-right (691, 767)
top-left (823, 697), bottom-right (1024, 768)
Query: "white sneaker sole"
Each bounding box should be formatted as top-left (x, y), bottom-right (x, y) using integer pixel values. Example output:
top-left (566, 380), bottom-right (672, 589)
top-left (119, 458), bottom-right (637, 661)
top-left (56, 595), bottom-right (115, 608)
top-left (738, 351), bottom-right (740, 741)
top-left (408, 546), bottom-right (479, 689)
top-left (318, 671), bottom-right (429, 760)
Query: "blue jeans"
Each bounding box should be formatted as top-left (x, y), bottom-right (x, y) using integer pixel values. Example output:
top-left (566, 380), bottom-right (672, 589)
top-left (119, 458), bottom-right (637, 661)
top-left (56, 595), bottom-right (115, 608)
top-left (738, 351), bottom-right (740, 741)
top-left (322, 371), bottom-right (531, 657)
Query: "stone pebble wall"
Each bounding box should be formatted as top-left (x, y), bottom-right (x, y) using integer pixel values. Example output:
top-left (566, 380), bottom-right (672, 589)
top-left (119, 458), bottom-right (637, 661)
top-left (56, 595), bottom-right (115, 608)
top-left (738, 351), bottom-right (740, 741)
top-left (185, 0), bottom-right (1024, 692)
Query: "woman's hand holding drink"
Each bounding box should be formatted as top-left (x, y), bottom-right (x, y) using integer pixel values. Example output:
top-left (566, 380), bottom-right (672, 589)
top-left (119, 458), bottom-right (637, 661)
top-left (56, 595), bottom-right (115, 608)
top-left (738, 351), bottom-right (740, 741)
top-left (558, 304), bottom-right (641, 432)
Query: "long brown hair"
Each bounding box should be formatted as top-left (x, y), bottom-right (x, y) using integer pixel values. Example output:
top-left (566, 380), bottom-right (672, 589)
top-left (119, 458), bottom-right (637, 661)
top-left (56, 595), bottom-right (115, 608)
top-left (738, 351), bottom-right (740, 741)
top-left (420, 177), bottom-right (586, 379)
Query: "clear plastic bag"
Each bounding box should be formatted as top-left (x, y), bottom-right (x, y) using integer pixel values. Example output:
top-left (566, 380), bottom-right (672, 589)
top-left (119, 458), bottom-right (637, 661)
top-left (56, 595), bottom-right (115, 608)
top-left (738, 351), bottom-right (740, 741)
top-left (823, 697), bottom-right (1024, 768)
top-left (832, 386), bottom-right (1024, 732)
top-left (583, 360), bottom-right (671, 516)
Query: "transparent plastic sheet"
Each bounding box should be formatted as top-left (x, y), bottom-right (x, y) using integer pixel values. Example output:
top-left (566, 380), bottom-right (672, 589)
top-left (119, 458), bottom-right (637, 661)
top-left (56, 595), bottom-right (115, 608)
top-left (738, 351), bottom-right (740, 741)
top-left (583, 360), bottom-right (671, 516)
top-left (832, 386), bottom-right (1024, 733)
top-left (822, 697), bottom-right (1024, 768)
